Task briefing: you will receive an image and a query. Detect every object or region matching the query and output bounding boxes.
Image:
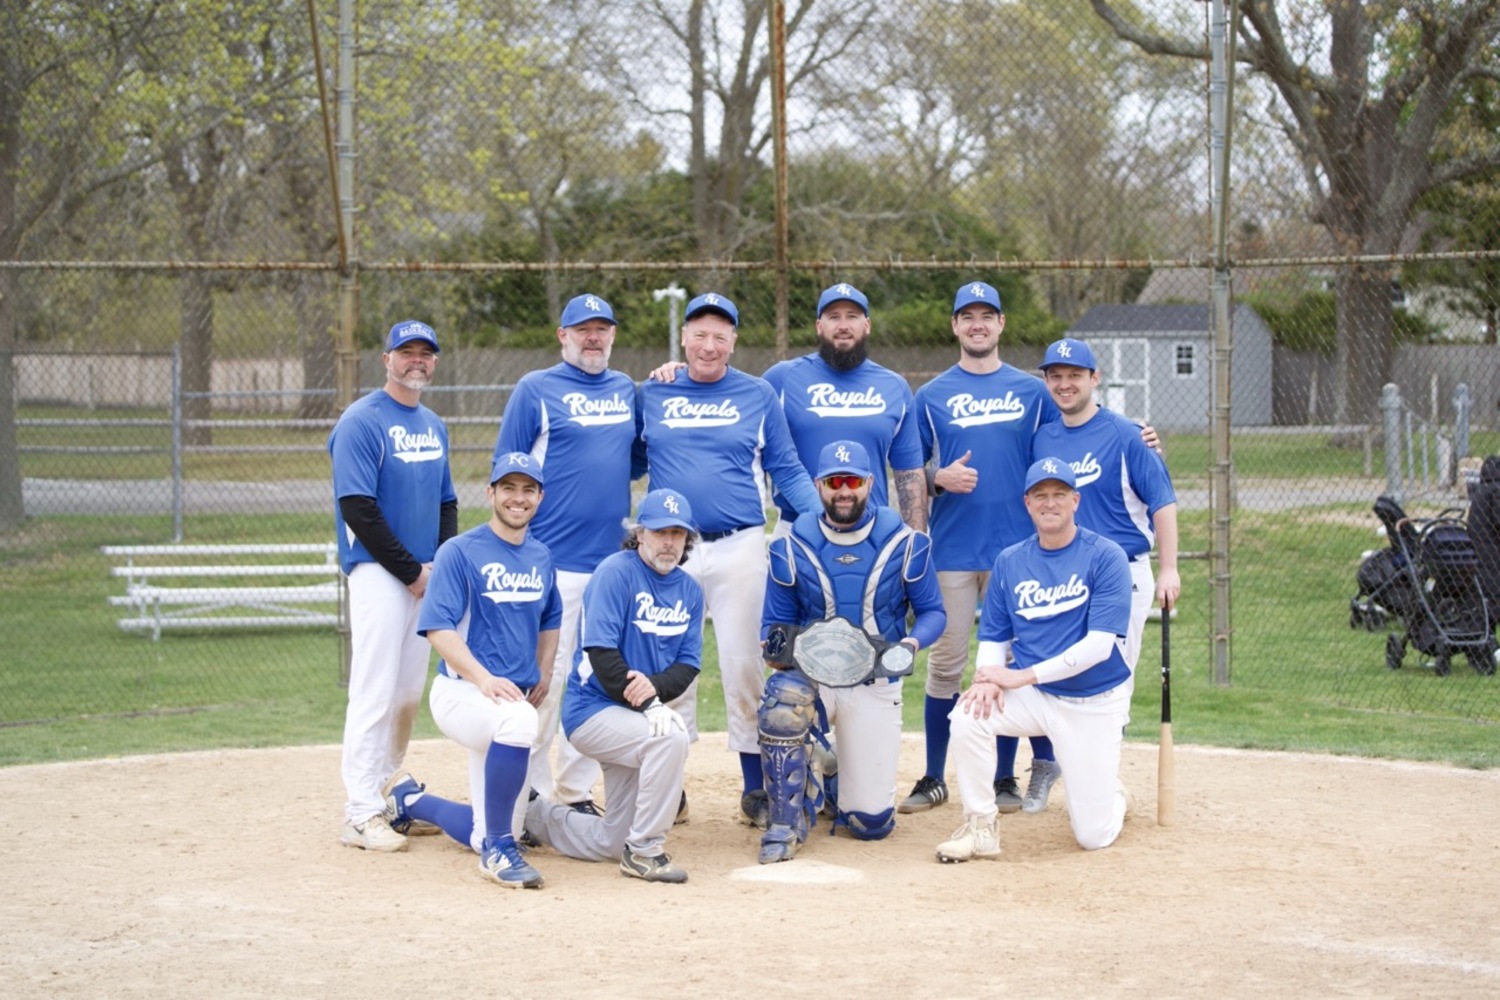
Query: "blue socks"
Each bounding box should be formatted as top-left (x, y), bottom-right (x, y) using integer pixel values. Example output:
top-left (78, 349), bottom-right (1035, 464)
top-left (484, 741), bottom-right (530, 837)
top-left (923, 694), bottom-right (959, 778)
top-left (740, 752), bottom-right (764, 793)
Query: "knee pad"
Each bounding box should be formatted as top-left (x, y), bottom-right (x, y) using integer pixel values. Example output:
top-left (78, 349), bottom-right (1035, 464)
top-left (759, 670), bottom-right (817, 743)
top-left (839, 806), bottom-right (895, 841)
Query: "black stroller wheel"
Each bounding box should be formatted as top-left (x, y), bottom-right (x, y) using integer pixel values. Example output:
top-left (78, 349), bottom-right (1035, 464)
top-left (1385, 633), bottom-right (1404, 671)
top-left (1474, 638), bottom-right (1499, 677)
top-left (1434, 650), bottom-right (1452, 677)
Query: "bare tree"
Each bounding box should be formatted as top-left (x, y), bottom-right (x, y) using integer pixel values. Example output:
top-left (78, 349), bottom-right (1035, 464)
top-left (1092, 0), bottom-right (1500, 423)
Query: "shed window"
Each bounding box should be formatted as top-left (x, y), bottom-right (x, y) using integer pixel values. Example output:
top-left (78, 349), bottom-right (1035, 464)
top-left (1174, 343), bottom-right (1195, 377)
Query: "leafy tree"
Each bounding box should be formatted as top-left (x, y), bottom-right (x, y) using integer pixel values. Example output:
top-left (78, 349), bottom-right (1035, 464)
top-left (1093, 0), bottom-right (1500, 423)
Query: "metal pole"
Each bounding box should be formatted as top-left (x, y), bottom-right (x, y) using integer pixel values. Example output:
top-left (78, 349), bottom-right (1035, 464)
top-left (1207, 0), bottom-right (1237, 687)
top-left (1382, 382), bottom-right (1403, 501)
top-left (334, 0), bottom-right (359, 411)
top-left (171, 343), bottom-right (183, 542)
top-left (1455, 382), bottom-right (1471, 462)
top-left (653, 283), bottom-right (686, 364)
top-left (768, 0), bottom-right (790, 359)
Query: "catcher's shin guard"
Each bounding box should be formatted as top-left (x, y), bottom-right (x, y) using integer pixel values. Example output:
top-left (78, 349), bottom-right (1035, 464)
top-left (758, 671), bottom-right (817, 861)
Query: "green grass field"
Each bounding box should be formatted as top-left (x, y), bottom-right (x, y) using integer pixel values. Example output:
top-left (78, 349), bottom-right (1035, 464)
top-left (3, 497), bottom-right (1497, 769)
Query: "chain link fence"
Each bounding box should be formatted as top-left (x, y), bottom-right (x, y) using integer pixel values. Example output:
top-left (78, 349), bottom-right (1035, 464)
top-left (5, 2), bottom-right (1500, 741)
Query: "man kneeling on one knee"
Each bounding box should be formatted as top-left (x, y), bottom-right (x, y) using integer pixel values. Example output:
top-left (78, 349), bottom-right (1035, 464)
top-left (756, 440), bottom-right (946, 864)
top-left (937, 457), bottom-right (1134, 863)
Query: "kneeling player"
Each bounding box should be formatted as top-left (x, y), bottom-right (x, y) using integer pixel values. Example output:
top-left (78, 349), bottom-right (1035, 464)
top-left (383, 453), bottom-right (560, 888)
top-left (757, 441), bottom-right (945, 864)
top-left (523, 489), bottom-right (704, 884)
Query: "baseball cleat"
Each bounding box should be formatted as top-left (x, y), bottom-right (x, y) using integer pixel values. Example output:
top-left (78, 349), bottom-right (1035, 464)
top-left (620, 847), bottom-right (688, 883)
top-left (380, 771), bottom-right (439, 836)
top-left (567, 799), bottom-right (603, 817)
top-left (340, 814), bottom-right (408, 853)
top-left (898, 775), bottom-right (949, 813)
top-left (1022, 760), bottom-right (1062, 814)
top-left (758, 825), bottom-right (800, 865)
top-left (740, 789), bottom-right (769, 830)
top-left (935, 815), bottom-right (1001, 864)
top-left (993, 776), bottom-right (1022, 814)
top-left (674, 790), bottom-right (690, 826)
top-left (479, 836), bottom-right (544, 889)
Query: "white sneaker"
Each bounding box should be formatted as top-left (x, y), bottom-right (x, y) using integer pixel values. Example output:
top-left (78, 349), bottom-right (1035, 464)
top-left (935, 815), bottom-right (1001, 863)
top-left (340, 814), bottom-right (408, 853)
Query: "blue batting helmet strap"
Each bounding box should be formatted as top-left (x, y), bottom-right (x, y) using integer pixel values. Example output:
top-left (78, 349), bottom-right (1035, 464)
top-left (767, 535), bottom-right (797, 588)
top-left (901, 529), bottom-right (931, 583)
top-left (835, 806), bottom-right (896, 842)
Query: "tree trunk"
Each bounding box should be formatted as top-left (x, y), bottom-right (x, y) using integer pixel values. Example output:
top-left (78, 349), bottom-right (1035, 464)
top-left (179, 272), bottom-right (214, 447)
top-left (1332, 265), bottom-right (1394, 426)
top-left (296, 274), bottom-right (335, 420)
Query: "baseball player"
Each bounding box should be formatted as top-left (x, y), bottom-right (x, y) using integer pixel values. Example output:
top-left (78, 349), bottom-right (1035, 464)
top-left (757, 440), bottom-right (946, 863)
top-left (524, 489), bottom-right (704, 883)
top-left (382, 452), bottom-right (561, 888)
top-left (905, 281), bottom-right (1061, 818)
top-left (762, 282), bottom-right (928, 531)
top-left (494, 292), bottom-right (639, 816)
top-left (635, 293), bottom-right (822, 827)
top-left (1033, 336), bottom-right (1180, 681)
top-left (329, 319), bottom-right (457, 853)
top-left (936, 457), bottom-right (1134, 862)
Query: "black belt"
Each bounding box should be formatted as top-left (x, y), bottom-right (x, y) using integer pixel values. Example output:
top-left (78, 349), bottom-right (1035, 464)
top-left (699, 524), bottom-right (758, 542)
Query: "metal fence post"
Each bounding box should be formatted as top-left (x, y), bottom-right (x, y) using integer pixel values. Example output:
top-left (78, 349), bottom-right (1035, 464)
top-left (1381, 382), bottom-right (1402, 502)
top-left (171, 343), bottom-right (184, 541)
top-left (1455, 382), bottom-right (1471, 462)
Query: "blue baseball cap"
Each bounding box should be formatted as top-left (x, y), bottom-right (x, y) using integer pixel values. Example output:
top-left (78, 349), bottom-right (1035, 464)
top-left (637, 488), bottom-right (696, 532)
top-left (816, 282), bottom-right (869, 317)
top-left (1040, 337), bottom-right (1097, 371)
top-left (684, 292), bottom-right (739, 326)
top-left (559, 293), bottom-right (617, 328)
top-left (490, 451), bottom-right (544, 487)
top-left (815, 440), bottom-right (874, 480)
top-left (953, 281), bottom-right (1002, 315)
top-left (1024, 456), bottom-right (1077, 494)
top-left (385, 320), bottom-right (439, 353)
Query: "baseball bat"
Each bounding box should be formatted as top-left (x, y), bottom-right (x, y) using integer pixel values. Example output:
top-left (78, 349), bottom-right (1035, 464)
top-left (1157, 597), bottom-right (1175, 827)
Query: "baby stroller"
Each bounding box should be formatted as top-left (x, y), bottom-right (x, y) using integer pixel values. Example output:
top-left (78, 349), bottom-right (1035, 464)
top-left (1349, 494), bottom-right (1497, 676)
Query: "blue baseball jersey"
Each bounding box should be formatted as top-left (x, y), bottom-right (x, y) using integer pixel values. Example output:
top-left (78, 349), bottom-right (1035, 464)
top-left (915, 364), bottom-right (1060, 570)
top-left (495, 362), bottom-right (640, 572)
top-left (417, 525), bottom-right (563, 688)
top-left (980, 527), bottom-right (1132, 698)
top-left (764, 507), bottom-right (947, 649)
top-left (635, 367), bottom-right (820, 534)
top-left (328, 390), bottom-right (458, 575)
top-left (762, 354), bottom-right (924, 519)
top-left (562, 549), bottom-right (705, 733)
top-left (1031, 408), bottom-right (1177, 560)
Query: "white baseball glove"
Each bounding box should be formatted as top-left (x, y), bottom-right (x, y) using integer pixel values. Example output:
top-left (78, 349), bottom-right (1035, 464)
top-left (643, 699), bottom-right (686, 738)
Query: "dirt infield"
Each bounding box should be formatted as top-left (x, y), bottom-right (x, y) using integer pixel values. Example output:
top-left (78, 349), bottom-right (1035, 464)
top-left (4, 735), bottom-right (1499, 999)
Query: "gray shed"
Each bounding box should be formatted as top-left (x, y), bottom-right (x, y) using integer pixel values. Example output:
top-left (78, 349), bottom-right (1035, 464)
top-left (1064, 303), bottom-right (1275, 431)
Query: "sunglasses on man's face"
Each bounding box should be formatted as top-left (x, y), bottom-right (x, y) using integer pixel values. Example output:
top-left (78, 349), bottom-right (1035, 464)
top-left (822, 474), bottom-right (867, 490)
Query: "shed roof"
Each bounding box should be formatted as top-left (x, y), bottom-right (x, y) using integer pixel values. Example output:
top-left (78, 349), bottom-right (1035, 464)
top-left (1070, 302), bottom-right (1267, 337)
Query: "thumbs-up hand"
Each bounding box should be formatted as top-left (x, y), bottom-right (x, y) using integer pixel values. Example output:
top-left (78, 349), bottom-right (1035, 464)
top-left (936, 449), bottom-right (978, 494)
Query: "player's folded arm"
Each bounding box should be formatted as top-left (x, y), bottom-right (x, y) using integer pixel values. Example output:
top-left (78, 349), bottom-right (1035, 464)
top-left (338, 494), bottom-right (423, 585)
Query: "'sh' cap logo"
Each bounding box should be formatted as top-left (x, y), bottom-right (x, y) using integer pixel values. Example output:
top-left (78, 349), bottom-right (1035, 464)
top-left (1043, 459), bottom-right (1060, 475)
top-left (968, 283), bottom-right (987, 298)
top-left (836, 444), bottom-right (852, 463)
top-left (837, 283), bottom-right (852, 296)
top-left (664, 494), bottom-right (680, 514)
top-left (704, 294), bottom-right (720, 306)
top-left (1058, 343), bottom-right (1073, 358)
top-left (585, 295), bottom-right (601, 311)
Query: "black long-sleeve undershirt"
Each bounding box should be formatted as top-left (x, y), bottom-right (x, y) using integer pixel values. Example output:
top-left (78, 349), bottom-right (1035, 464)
top-left (583, 646), bottom-right (698, 708)
top-left (339, 495), bottom-right (458, 585)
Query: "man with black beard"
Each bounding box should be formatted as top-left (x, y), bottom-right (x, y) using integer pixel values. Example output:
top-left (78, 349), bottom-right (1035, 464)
top-left (762, 283), bottom-right (927, 534)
